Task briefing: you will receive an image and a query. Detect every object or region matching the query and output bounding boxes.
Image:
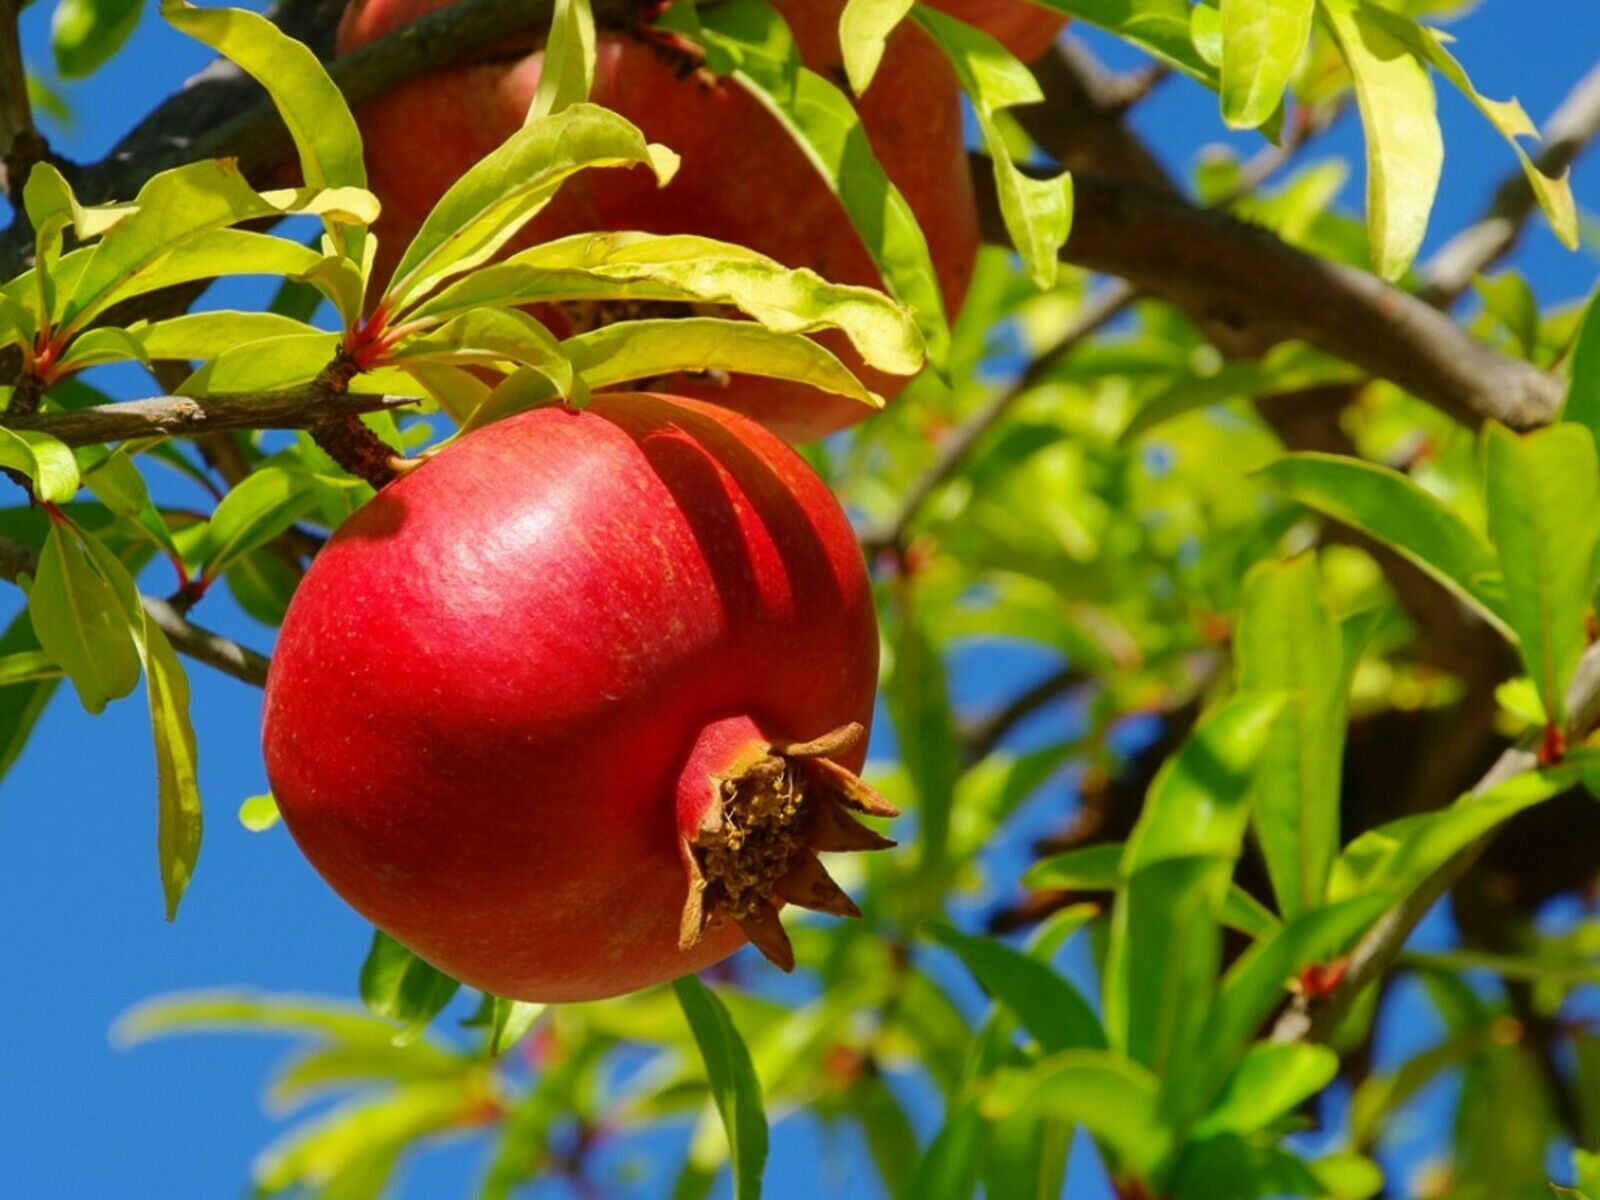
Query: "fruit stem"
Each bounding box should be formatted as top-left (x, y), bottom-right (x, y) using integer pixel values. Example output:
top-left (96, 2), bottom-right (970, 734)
top-left (309, 348), bottom-right (408, 489)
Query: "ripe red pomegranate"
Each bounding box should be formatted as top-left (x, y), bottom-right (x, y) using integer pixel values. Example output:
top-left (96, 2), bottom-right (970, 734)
top-left (262, 393), bottom-right (893, 1001)
top-left (337, 0), bottom-right (984, 442)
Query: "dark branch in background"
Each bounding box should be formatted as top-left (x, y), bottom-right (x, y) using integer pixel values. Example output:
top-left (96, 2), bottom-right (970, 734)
top-left (1421, 60), bottom-right (1600, 304)
top-left (972, 167), bottom-right (1565, 431)
top-left (1273, 642), bottom-right (1600, 1046)
top-left (0, 0), bottom-right (38, 197)
top-left (0, 534), bottom-right (271, 686)
top-left (0, 385), bottom-right (418, 446)
top-left (962, 663), bottom-right (1088, 763)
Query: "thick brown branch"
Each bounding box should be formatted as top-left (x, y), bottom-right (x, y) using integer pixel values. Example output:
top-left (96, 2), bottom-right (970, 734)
top-left (973, 166), bottom-right (1565, 431)
top-left (0, 0), bottom-right (39, 197)
top-left (1, 387), bottom-right (418, 447)
top-left (0, 534), bottom-right (271, 687)
top-left (1272, 642), bottom-right (1600, 1045)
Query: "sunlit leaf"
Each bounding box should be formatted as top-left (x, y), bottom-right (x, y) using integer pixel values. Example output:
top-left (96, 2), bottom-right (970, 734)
top-left (672, 976), bottom-right (768, 1200)
top-left (1219, 0), bottom-right (1311, 130)
top-left (525, 0), bottom-right (596, 119)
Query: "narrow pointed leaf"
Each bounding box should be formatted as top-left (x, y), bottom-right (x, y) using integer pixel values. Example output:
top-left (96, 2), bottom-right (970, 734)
top-left (163, 0), bottom-right (368, 260)
top-left (914, 7), bottom-right (1073, 289)
top-left (25, 520), bottom-right (141, 714)
top-left (1254, 452), bottom-right (1513, 638)
top-left (359, 931), bottom-right (461, 1046)
top-left (1219, 0), bottom-right (1312, 130)
top-left (697, 0), bottom-right (949, 369)
top-left (1482, 421), bottom-right (1600, 727)
top-left (672, 976), bottom-right (768, 1200)
top-left (928, 922), bottom-right (1106, 1053)
top-left (564, 318), bottom-right (882, 406)
top-left (1235, 555), bottom-right (1346, 917)
top-left (525, 0), bottom-right (595, 119)
top-left (1320, 0), bottom-right (1443, 279)
top-left (1563, 288), bottom-right (1600, 440)
top-left (839, 0), bottom-right (913, 93)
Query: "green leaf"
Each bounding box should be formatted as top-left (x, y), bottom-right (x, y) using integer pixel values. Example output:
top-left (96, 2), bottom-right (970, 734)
top-left (238, 792), bottom-right (280, 832)
top-left (55, 325), bottom-right (151, 373)
top-left (1319, 0), bottom-right (1443, 279)
top-left (392, 307), bottom-right (580, 404)
top-left (1329, 764), bottom-right (1582, 902)
top-left (1254, 452), bottom-right (1513, 638)
top-left (1104, 855), bottom-right (1230, 1079)
top-left (904, 1101), bottom-right (984, 1200)
top-left (559, 318), bottom-right (880, 408)
top-left (1482, 421), bottom-right (1600, 729)
top-left (52, 0), bottom-right (142, 78)
top-left (385, 102), bottom-right (677, 310)
top-left (697, 0), bottom-right (950, 370)
top-left (0, 610), bottom-right (60, 785)
top-left (163, 0), bottom-right (368, 261)
top-left (982, 1050), bottom-right (1173, 1182)
top-left (0, 650), bottom-right (62, 686)
top-left (0, 428), bottom-right (80, 503)
top-left (914, 8), bottom-right (1072, 289)
top-left (526, 0), bottom-right (596, 119)
top-left (131, 310), bottom-right (319, 362)
top-left (927, 922), bottom-right (1106, 1053)
top-left (1032, 0), bottom-right (1219, 86)
top-left (359, 930), bottom-right (461, 1047)
top-left (62, 161), bottom-right (376, 332)
top-left (1024, 843), bottom-right (1280, 938)
top-left (26, 519), bottom-right (141, 714)
top-left (484, 996), bottom-right (546, 1057)
top-left (1563, 288), bottom-right (1600, 441)
top-left (1170, 894), bottom-right (1389, 1122)
top-left (672, 976), bottom-right (768, 1200)
top-left (78, 529), bottom-right (203, 918)
top-left (194, 465), bottom-right (318, 580)
top-left (1191, 1042), bottom-right (1339, 1137)
top-left (114, 989), bottom-right (412, 1047)
top-left (839, 0), bottom-right (913, 93)
top-left (1235, 554), bottom-right (1345, 917)
top-left (424, 231), bottom-right (924, 377)
top-left (1382, 12), bottom-right (1577, 251)
top-left (1122, 690), bottom-right (1283, 872)
top-left (1219, 0), bottom-right (1312, 130)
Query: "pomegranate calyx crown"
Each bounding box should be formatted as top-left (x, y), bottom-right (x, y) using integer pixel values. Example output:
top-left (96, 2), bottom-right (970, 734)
top-left (678, 722), bottom-right (898, 973)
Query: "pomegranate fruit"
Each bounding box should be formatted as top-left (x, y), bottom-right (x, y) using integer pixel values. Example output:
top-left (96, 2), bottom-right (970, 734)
top-left (262, 393), bottom-right (893, 1001)
top-left (336, 0), bottom-right (982, 442)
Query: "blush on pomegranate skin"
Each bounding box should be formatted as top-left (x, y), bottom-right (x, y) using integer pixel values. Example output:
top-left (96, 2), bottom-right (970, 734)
top-left (335, 0), bottom-right (981, 442)
top-left (263, 393), bottom-right (895, 1002)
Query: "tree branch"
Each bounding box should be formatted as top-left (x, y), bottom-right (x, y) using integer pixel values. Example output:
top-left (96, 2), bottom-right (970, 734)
top-left (2, 386), bottom-right (419, 446)
top-left (0, 534), bottom-right (271, 686)
top-left (973, 166), bottom-right (1565, 431)
top-left (0, 0), bottom-right (40, 197)
top-left (1272, 641), bottom-right (1600, 1045)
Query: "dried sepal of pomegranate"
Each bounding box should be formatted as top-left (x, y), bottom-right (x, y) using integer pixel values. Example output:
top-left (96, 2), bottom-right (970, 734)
top-left (678, 722), bottom-right (896, 971)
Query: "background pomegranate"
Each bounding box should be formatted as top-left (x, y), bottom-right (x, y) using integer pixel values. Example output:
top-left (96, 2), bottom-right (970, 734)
top-left (337, 0), bottom-right (987, 442)
top-left (262, 393), bottom-right (891, 1001)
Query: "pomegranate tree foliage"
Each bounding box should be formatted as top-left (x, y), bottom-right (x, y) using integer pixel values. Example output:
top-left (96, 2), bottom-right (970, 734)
top-left (9, 0), bottom-right (1600, 1195)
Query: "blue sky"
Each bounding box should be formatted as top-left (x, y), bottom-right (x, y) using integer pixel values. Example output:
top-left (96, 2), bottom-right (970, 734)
top-left (0, 3), bottom-right (1595, 1199)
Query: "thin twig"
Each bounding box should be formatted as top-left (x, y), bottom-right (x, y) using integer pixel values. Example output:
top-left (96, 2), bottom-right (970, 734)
top-left (1271, 642), bottom-right (1600, 1045)
top-left (0, 533), bottom-right (271, 687)
top-left (861, 282), bottom-right (1137, 555)
top-left (1, 387), bottom-right (419, 446)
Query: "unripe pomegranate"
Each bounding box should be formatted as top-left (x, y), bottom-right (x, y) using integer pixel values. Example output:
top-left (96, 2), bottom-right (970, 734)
top-left (336, 0), bottom-right (981, 442)
top-left (262, 393), bottom-right (893, 1001)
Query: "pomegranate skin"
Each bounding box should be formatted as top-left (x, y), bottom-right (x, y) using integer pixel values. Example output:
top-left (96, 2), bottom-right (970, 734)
top-left (336, 0), bottom-right (979, 442)
top-left (262, 394), bottom-right (880, 1001)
